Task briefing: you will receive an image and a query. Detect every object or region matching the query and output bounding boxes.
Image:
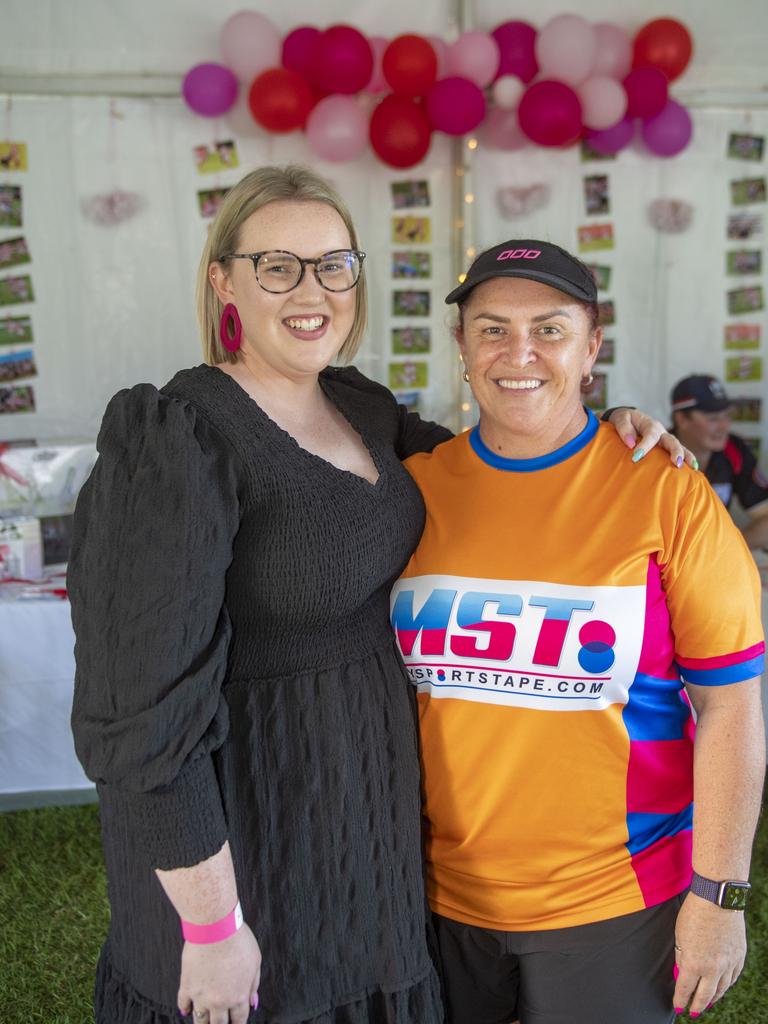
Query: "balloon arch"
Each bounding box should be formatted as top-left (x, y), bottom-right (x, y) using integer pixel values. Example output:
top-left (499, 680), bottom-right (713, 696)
top-left (182, 13), bottom-right (694, 168)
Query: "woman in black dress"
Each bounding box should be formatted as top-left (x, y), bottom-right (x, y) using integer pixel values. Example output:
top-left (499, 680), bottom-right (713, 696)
top-left (69, 165), bottom-right (690, 1024)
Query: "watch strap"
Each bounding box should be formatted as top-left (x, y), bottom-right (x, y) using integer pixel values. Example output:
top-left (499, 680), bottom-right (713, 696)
top-left (690, 871), bottom-right (721, 904)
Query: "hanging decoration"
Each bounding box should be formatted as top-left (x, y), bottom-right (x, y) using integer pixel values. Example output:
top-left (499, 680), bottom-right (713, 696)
top-left (647, 198), bottom-right (693, 233)
top-left (181, 13), bottom-right (695, 169)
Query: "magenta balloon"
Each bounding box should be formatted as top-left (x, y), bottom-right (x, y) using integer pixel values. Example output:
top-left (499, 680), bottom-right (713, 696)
top-left (312, 25), bottom-right (374, 94)
top-left (641, 100), bottom-right (693, 157)
top-left (306, 96), bottom-right (368, 162)
top-left (585, 116), bottom-right (635, 155)
top-left (623, 67), bottom-right (668, 119)
top-left (592, 23), bottom-right (632, 79)
top-left (491, 21), bottom-right (538, 83)
top-left (426, 77), bottom-right (486, 135)
top-left (282, 26), bottom-right (321, 74)
top-left (517, 80), bottom-right (582, 147)
top-left (182, 63), bottom-right (238, 117)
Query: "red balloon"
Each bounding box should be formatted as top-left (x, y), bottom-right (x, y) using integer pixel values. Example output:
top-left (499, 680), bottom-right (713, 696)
top-left (518, 80), bottom-right (582, 147)
top-left (382, 35), bottom-right (438, 97)
top-left (248, 68), bottom-right (314, 133)
top-left (426, 77), bottom-right (486, 135)
top-left (311, 25), bottom-right (373, 94)
top-left (282, 26), bottom-right (320, 74)
top-left (632, 18), bottom-right (692, 81)
top-left (369, 95), bottom-right (432, 168)
top-left (623, 67), bottom-right (668, 119)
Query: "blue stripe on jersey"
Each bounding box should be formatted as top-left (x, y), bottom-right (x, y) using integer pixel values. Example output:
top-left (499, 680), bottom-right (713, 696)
top-left (626, 805), bottom-right (693, 856)
top-left (622, 673), bottom-right (691, 741)
top-left (677, 655), bottom-right (765, 686)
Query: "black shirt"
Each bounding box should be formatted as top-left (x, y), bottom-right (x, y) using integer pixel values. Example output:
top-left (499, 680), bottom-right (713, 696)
top-left (704, 433), bottom-right (768, 511)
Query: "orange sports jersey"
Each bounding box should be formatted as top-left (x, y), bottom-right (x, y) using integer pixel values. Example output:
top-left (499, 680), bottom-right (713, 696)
top-left (391, 412), bottom-right (764, 932)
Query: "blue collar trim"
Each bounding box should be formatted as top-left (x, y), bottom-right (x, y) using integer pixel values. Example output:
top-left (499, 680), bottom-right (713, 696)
top-left (469, 408), bottom-right (599, 472)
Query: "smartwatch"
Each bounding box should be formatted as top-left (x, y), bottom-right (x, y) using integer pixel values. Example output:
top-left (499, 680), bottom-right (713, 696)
top-left (690, 870), bottom-right (751, 911)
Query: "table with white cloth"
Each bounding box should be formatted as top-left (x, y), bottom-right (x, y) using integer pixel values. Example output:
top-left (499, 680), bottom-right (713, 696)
top-left (0, 595), bottom-right (94, 810)
top-left (0, 583), bottom-right (767, 813)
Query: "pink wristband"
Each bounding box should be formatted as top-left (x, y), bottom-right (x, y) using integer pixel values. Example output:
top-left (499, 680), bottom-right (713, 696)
top-left (181, 901), bottom-right (243, 944)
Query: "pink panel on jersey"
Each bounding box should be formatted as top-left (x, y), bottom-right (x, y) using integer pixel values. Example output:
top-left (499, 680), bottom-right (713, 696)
top-left (637, 557), bottom-right (678, 679)
top-left (626, 739), bottom-right (693, 814)
top-left (631, 829), bottom-right (693, 905)
top-left (532, 618), bottom-right (569, 665)
top-left (676, 641), bottom-right (766, 670)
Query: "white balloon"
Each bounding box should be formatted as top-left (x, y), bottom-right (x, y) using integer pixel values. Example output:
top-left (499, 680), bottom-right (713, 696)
top-left (492, 75), bottom-right (525, 110)
top-left (536, 14), bottom-right (596, 86)
top-left (220, 11), bottom-right (281, 84)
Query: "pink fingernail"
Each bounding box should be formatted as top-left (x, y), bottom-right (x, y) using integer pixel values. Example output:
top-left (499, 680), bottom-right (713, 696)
top-left (674, 1010), bottom-right (684, 1015)
top-left (673, 964), bottom-right (679, 980)
top-left (251, 993), bottom-right (259, 1010)
top-left (691, 1014), bottom-right (701, 1018)
top-left (624, 434), bottom-right (636, 449)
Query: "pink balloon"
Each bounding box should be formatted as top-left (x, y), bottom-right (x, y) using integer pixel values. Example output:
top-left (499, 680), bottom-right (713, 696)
top-left (426, 77), bottom-right (486, 135)
top-left (584, 116), bottom-right (635, 155)
top-left (446, 32), bottom-right (500, 88)
top-left (366, 36), bottom-right (389, 93)
top-left (623, 67), bottom-right (669, 119)
top-left (306, 96), bottom-right (368, 162)
top-left (481, 107), bottom-right (527, 150)
top-left (282, 27), bottom-right (321, 74)
top-left (592, 23), bottom-right (632, 79)
top-left (536, 14), bottom-right (596, 86)
top-left (182, 63), bottom-right (239, 117)
top-left (220, 12), bottom-right (280, 83)
top-left (641, 99), bottom-right (693, 157)
top-left (312, 25), bottom-right (374, 94)
top-left (518, 80), bottom-right (582, 147)
top-left (491, 21), bottom-right (538, 83)
top-left (578, 76), bottom-right (628, 130)
top-left (428, 36), bottom-right (449, 77)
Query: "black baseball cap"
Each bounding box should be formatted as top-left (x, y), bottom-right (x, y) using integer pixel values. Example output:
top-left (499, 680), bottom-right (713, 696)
top-left (445, 239), bottom-right (597, 306)
top-left (671, 375), bottom-right (731, 413)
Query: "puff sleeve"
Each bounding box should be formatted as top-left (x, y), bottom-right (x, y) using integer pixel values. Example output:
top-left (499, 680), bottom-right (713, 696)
top-left (69, 384), bottom-right (240, 869)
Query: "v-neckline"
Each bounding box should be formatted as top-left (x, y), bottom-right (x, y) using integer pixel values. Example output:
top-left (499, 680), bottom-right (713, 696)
top-left (209, 365), bottom-right (386, 491)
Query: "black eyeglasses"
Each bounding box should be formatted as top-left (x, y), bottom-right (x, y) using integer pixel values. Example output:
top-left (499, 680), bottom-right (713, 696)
top-left (221, 249), bottom-right (366, 293)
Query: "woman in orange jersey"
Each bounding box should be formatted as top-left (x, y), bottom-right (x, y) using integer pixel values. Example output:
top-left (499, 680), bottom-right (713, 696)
top-left (391, 239), bottom-right (765, 1024)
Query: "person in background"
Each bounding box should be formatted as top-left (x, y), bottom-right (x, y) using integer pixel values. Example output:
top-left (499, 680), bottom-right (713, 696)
top-left (671, 374), bottom-right (768, 550)
top-left (69, 167), bottom-right (690, 1024)
top-left (392, 240), bottom-right (765, 1024)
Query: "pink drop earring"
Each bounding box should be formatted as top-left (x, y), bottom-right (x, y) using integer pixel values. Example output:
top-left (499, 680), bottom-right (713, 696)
top-left (219, 303), bottom-right (242, 352)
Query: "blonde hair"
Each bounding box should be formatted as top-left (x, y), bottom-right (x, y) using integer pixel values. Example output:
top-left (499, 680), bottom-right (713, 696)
top-left (196, 165), bottom-right (368, 365)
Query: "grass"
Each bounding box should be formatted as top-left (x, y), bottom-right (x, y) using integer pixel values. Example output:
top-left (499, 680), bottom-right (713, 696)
top-left (0, 799), bottom-right (767, 1023)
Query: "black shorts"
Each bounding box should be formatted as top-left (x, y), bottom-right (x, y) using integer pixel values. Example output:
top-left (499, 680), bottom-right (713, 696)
top-left (432, 894), bottom-right (684, 1024)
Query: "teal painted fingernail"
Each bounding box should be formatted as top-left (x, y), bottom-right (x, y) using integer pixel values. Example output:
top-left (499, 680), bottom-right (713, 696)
top-left (631, 448), bottom-right (645, 463)
top-left (692, 457), bottom-right (699, 471)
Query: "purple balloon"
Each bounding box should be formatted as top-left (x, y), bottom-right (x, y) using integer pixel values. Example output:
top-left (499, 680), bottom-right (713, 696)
top-left (585, 115), bottom-right (635, 155)
top-left (491, 21), bottom-right (538, 83)
top-left (426, 77), bottom-right (486, 135)
top-left (641, 100), bottom-right (693, 157)
top-left (182, 63), bottom-right (238, 117)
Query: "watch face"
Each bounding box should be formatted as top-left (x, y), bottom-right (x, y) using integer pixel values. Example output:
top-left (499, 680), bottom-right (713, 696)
top-left (721, 883), bottom-right (750, 911)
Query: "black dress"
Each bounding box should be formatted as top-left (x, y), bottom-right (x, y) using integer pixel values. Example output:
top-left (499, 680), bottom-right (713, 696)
top-left (69, 364), bottom-right (451, 1024)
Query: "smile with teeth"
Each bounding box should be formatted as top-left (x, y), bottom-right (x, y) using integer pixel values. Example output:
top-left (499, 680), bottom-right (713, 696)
top-left (496, 378), bottom-right (542, 390)
top-left (285, 316), bottom-right (325, 331)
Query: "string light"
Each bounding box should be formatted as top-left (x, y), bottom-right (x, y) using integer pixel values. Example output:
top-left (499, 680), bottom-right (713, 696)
top-left (461, 402), bottom-right (471, 412)
top-left (467, 138), bottom-right (478, 150)
top-left (464, 193), bottom-right (474, 204)
top-left (458, 272), bottom-right (467, 283)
